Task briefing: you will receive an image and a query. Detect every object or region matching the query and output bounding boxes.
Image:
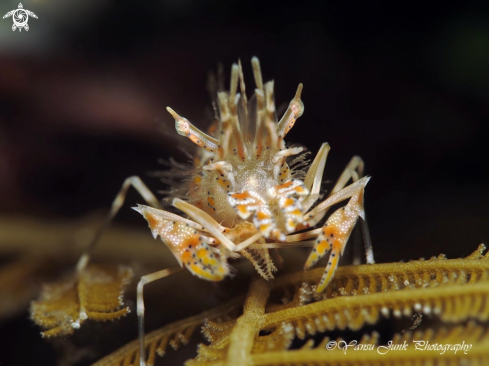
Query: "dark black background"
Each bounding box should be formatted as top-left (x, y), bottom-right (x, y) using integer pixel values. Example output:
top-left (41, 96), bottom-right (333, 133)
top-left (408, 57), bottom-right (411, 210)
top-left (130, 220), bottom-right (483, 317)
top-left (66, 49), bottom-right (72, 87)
top-left (0, 0), bottom-right (488, 365)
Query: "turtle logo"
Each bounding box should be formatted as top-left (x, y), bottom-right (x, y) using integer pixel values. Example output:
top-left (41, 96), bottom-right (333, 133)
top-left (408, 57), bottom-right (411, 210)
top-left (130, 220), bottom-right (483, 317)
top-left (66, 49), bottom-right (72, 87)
top-left (3, 3), bottom-right (38, 32)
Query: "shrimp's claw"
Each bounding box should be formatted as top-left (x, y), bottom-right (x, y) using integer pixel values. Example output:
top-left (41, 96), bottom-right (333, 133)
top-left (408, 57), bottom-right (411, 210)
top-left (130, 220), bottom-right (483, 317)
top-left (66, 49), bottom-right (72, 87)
top-left (180, 236), bottom-right (229, 281)
top-left (304, 225), bottom-right (332, 270)
top-left (304, 187), bottom-right (365, 292)
top-left (316, 245), bottom-right (342, 293)
top-left (135, 205), bottom-right (228, 281)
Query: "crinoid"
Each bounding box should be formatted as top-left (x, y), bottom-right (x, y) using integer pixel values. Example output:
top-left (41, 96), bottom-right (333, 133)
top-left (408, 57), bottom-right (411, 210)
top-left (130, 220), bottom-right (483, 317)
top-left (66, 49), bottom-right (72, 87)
top-left (30, 264), bottom-right (133, 338)
top-left (92, 244), bottom-right (489, 366)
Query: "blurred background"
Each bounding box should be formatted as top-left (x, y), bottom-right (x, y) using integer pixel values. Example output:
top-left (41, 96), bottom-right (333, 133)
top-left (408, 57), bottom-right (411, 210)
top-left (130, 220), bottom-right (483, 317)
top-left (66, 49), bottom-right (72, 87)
top-left (0, 0), bottom-right (488, 365)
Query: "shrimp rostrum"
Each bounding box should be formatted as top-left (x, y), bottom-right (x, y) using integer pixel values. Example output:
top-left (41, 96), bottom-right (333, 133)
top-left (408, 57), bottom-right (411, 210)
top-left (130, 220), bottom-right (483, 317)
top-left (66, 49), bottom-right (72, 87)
top-left (76, 57), bottom-right (373, 366)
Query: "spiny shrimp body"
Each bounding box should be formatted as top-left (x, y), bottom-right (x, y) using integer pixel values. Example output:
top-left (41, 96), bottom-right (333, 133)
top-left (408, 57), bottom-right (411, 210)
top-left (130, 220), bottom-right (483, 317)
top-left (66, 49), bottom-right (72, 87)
top-left (136, 57), bottom-right (370, 292)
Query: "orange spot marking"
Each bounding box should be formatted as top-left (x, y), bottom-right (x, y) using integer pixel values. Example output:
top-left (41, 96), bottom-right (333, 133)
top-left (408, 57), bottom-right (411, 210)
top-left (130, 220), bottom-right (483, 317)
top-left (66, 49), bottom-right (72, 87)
top-left (231, 192), bottom-right (251, 200)
top-left (237, 205), bottom-right (249, 215)
top-left (317, 241), bottom-right (329, 253)
top-left (291, 208), bottom-right (302, 216)
top-left (189, 134), bottom-right (202, 146)
top-left (181, 250), bottom-right (192, 261)
top-left (197, 248), bottom-right (207, 259)
top-left (283, 198), bottom-right (295, 207)
top-left (277, 180), bottom-right (293, 189)
top-left (316, 252), bottom-right (340, 293)
top-left (179, 236), bottom-right (200, 249)
top-left (238, 147), bottom-right (246, 160)
top-left (217, 179), bottom-right (230, 189)
top-left (325, 227), bottom-right (340, 237)
top-left (286, 219), bottom-right (297, 231)
top-left (256, 210), bottom-right (270, 221)
top-left (259, 223), bottom-right (271, 231)
top-left (255, 140), bottom-right (263, 157)
top-left (207, 120), bottom-right (219, 135)
top-left (144, 212), bottom-right (159, 231)
top-left (187, 264), bottom-right (225, 281)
